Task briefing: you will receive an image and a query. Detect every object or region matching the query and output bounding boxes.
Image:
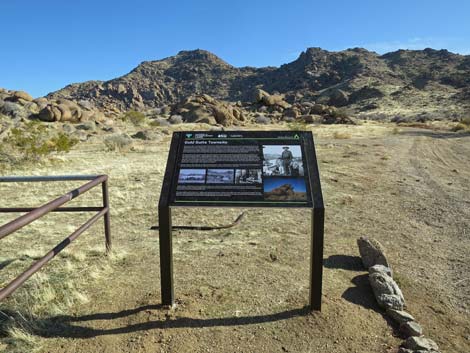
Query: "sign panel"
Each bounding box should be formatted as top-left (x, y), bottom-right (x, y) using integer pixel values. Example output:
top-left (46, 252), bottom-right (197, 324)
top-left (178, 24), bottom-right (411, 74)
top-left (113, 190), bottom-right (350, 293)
top-left (169, 131), bottom-right (314, 207)
top-left (159, 130), bottom-right (324, 310)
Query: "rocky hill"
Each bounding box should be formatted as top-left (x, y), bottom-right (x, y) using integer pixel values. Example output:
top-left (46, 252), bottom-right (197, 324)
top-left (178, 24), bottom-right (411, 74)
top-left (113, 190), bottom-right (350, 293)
top-left (46, 47), bottom-right (470, 120)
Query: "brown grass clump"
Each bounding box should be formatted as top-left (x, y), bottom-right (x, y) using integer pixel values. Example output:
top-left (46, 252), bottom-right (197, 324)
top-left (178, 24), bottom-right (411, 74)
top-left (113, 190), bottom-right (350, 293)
top-left (452, 117), bottom-right (470, 132)
top-left (333, 131), bottom-right (351, 139)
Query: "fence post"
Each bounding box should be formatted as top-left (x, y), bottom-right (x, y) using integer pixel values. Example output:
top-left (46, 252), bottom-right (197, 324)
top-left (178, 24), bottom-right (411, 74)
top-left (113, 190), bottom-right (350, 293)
top-left (102, 178), bottom-right (112, 252)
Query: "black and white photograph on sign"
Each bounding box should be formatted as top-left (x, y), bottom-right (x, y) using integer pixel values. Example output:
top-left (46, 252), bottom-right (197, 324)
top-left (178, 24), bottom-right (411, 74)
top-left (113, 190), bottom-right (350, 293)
top-left (178, 169), bottom-right (206, 183)
top-left (235, 169), bottom-right (262, 184)
top-left (262, 145), bottom-right (304, 177)
top-left (206, 169), bottom-right (234, 184)
top-left (263, 177), bottom-right (307, 201)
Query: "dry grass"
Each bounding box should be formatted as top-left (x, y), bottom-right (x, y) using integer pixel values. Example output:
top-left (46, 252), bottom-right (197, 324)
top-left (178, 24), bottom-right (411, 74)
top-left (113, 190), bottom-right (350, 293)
top-left (452, 118), bottom-right (470, 132)
top-left (332, 131), bottom-right (351, 139)
top-left (1, 122), bottom-right (469, 353)
top-left (103, 133), bottom-right (134, 151)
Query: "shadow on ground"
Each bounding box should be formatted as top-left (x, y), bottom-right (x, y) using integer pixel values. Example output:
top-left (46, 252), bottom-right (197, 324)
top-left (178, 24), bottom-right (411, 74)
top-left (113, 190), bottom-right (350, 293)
top-left (27, 305), bottom-right (311, 339)
top-left (323, 255), bottom-right (363, 271)
top-left (342, 274), bottom-right (399, 334)
top-left (342, 273), bottom-right (379, 311)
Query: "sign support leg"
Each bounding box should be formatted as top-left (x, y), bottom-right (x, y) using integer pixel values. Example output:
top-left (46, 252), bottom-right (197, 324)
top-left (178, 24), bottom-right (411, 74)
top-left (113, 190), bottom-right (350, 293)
top-left (310, 207), bottom-right (324, 311)
top-left (159, 206), bottom-right (174, 306)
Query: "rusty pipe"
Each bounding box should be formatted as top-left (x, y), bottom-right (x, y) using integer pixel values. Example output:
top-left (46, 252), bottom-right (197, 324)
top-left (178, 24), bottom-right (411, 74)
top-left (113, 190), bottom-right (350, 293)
top-left (0, 175), bottom-right (107, 240)
top-left (0, 207), bottom-right (108, 301)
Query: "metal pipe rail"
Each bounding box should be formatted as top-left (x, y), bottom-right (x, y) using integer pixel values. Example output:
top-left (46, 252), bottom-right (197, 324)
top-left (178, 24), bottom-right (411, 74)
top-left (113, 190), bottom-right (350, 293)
top-left (0, 175), bottom-right (111, 301)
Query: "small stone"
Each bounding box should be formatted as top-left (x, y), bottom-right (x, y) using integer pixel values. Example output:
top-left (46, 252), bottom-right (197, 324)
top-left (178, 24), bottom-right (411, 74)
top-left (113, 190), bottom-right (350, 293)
top-left (403, 336), bottom-right (439, 351)
top-left (357, 236), bottom-right (390, 268)
top-left (400, 321), bottom-right (423, 337)
top-left (255, 115), bottom-right (271, 124)
top-left (169, 115), bottom-right (183, 124)
top-left (152, 117), bottom-right (170, 126)
top-left (369, 264), bottom-right (393, 277)
top-left (386, 309), bottom-right (415, 324)
top-left (76, 121), bottom-right (96, 131)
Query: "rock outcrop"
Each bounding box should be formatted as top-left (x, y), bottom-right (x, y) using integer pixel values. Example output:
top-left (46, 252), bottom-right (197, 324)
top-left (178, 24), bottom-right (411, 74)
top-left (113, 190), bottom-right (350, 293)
top-left (45, 48), bottom-right (470, 120)
top-left (0, 88), bottom-right (106, 123)
top-left (171, 94), bottom-right (245, 126)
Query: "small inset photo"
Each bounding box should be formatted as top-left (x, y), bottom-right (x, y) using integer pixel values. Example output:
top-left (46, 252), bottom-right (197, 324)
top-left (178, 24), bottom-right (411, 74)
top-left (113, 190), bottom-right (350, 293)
top-left (263, 177), bottom-right (307, 201)
top-left (206, 169), bottom-right (234, 184)
top-left (235, 169), bottom-right (262, 184)
top-left (262, 145), bottom-right (304, 177)
top-left (178, 169), bottom-right (206, 183)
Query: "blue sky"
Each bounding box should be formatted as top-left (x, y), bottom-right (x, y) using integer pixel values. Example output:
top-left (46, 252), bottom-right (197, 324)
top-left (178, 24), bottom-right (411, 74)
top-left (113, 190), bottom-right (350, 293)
top-left (1, 0), bottom-right (469, 97)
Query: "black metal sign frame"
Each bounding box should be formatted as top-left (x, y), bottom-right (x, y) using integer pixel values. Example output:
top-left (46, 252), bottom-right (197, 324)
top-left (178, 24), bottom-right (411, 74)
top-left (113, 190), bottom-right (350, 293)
top-left (158, 131), bottom-right (324, 311)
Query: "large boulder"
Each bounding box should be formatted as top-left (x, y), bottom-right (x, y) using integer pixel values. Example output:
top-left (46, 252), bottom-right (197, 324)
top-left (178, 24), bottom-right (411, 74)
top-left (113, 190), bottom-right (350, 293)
top-left (250, 88), bottom-right (271, 103)
top-left (174, 94), bottom-right (244, 126)
top-left (38, 98), bottom-right (104, 123)
top-left (261, 94), bottom-right (291, 109)
top-left (357, 237), bottom-right (390, 269)
top-left (5, 90), bottom-right (34, 102)
top-left (328, 89), bottom-right (349, 107)
top-left (1, 101), bottom-right (29, 119)
top-left (283, 108), bottom-right (300, 119)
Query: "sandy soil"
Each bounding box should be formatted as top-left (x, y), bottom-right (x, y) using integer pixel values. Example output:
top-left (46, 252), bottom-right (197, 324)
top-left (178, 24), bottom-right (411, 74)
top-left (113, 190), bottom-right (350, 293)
top-left (0, 122), bottom-right (469, 353)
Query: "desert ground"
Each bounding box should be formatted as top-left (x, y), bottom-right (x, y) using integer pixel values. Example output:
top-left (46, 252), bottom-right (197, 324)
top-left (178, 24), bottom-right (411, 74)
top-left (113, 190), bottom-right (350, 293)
top-left (0, 122), bottom-right (469, 353)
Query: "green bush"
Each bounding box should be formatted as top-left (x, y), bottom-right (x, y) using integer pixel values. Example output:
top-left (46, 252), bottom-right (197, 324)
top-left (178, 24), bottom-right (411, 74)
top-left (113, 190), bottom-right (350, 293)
top-left (122, 110), bottom-right (146, 126)
top-left (2, 122), bottom-right (78, 163)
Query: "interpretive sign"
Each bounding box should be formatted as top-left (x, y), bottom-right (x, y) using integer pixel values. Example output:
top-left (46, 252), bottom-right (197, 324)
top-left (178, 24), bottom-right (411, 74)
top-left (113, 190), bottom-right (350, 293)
top-left (170, 131), bottom-right (313, 207)
top-left (158, 131), bottom-right (324, 310)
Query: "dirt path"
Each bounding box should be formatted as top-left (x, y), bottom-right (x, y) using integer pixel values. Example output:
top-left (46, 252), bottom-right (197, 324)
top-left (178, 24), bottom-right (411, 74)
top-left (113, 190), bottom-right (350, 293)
top-left (1, 124), bottom-right (469, 353)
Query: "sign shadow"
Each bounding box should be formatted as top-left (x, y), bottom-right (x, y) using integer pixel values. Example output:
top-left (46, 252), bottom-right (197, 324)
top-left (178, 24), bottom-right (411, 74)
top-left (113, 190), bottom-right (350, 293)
top-left (26, 305), bottom-right (312, 339)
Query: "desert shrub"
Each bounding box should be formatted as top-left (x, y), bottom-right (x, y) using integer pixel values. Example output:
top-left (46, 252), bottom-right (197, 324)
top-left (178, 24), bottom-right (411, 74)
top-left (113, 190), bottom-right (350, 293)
top-left (121, 110), bottom-right (146, 126)
top-left (287, 121), bottom-right (308, 131)
top-left (2, 122), bottom-right (78, 163)
top-left (330, 108), bottom-right (349, 119)
top-left (104, 133), bottom-right (134, 151)
top-left (452, 123), bottom-right (469, 132)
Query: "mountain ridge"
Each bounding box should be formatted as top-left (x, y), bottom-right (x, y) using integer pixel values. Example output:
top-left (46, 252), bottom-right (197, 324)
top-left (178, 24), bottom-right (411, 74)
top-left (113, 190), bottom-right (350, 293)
top-left (46, 47), bottom-right (470, 118)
